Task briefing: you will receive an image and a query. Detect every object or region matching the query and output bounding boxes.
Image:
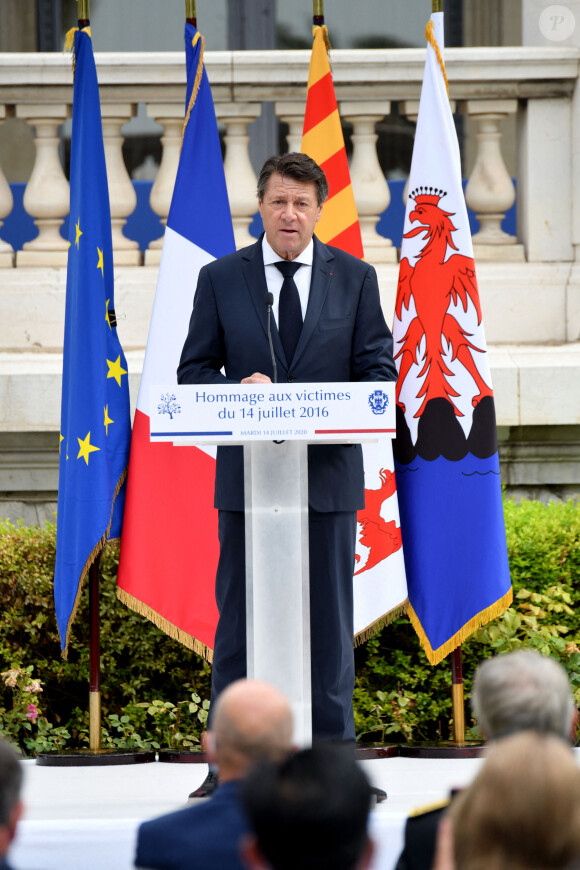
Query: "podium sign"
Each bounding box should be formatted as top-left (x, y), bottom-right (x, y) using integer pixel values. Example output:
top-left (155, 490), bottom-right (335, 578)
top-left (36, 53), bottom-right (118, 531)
top-left (150, 381), bottom-right (395, 444)
top-left (150, 382), bottom-right (395, 745)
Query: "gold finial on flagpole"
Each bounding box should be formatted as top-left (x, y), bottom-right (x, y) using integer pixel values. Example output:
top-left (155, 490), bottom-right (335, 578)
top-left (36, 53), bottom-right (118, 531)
top-left (185, 0), bottom-right (197, 25)
top-left (313, 0), bottom-right (324, 26)
top-left (432, 0), bottom-right (443, 12)
top-left (78, 0), bottom-right (90, 25)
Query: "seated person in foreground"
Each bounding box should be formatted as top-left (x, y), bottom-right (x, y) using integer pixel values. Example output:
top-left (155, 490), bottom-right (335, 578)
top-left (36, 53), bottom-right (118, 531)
top-left (395, 648), bottom-right (578, 870)
top-left (446, 730), bottom-right (580, 870)
top-left (0, 738), bottom-right (23, 870)
top-left (241, 742), bottom-right (374, 870)
top-left (135, 679), bottom-right (293, 870)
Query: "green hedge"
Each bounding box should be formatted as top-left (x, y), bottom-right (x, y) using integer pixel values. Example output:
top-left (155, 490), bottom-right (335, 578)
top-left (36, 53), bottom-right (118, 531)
top-left (1, 497), bottom-right (579, 755)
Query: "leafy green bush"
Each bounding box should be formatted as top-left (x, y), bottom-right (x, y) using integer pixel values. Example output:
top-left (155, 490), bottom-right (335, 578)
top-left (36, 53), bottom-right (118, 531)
top-left (0, 498), bottom-right (579, 754)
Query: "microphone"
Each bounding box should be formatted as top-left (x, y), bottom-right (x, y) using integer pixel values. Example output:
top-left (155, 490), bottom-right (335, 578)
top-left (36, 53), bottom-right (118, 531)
top-left (265, 292), bottom-right (278, 384)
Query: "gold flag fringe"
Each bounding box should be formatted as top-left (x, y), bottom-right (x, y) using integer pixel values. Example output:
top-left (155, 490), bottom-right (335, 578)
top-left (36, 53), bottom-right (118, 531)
top-left (61, 466), bottom-right (127, 658)
top-left (116, 587), bottom-right (214, 663)
top-left (354, 598), bottom-right (409, 647)
top-left (181, 31), bottom-right (205, 152)
top-left (425, 19), bottom-right (449, 98)
top-left (408, 586), bottom-right (514, 666)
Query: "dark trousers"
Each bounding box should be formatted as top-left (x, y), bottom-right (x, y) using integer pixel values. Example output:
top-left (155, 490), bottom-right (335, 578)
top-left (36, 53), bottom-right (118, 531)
top-left (210, 508), bottom-right (357, 742)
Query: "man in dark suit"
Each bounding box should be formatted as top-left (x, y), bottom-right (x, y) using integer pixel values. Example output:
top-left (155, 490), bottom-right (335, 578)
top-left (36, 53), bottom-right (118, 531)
top-left (135, 679), bottom-right (293, 870)
top-left (178, 153), bottom-right (396, 782)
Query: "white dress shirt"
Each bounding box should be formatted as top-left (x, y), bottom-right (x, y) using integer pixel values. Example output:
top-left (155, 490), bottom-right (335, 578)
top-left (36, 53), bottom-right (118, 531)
top-left (262, 235), bottom-right (314, 326)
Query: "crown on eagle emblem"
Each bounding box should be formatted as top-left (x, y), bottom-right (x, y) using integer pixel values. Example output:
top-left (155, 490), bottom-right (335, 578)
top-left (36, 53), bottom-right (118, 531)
top-left (410, 186), bottom-right (447, 206)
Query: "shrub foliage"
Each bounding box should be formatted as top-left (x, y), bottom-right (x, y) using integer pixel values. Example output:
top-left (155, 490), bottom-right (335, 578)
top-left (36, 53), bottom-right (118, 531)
top-left (0, 498), bottom-right (579, 755)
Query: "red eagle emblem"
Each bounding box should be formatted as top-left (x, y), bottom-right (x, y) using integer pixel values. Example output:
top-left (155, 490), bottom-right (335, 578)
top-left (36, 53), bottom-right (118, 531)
top-left (355, 468), bottom-right (402, 576)
top-left (395, 188), bottom-right (492, 419)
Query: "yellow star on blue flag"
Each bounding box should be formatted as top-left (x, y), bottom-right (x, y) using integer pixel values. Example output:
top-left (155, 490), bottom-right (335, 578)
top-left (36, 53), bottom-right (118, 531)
top-left (54, 27), bottom-right (131, 655)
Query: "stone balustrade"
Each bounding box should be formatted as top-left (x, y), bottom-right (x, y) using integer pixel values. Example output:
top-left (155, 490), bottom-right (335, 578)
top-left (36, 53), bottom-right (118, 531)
top-left (0, 45), bottom-right (578, 266)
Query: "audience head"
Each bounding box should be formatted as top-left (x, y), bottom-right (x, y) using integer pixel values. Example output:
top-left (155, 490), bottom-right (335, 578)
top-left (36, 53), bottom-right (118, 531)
top-left (449, 731), bottom-right (580, 870)
top-left (241, 742), bottom-right (374, 870)
top-left (471, 649), bottom-right (577, 742)
top-left (0, 739), bottom-right (23, 859)
top-left (206, 679), bottom-right (293, 781)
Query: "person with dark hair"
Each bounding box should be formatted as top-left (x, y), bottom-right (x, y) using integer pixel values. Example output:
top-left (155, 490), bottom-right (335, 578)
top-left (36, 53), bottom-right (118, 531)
top-left (178, 151), bottom-right (396, 798)
top-left (241, 743), bottom-right (374, 870)
top-left (394, 649), bottom-right (579, 870)
top-left (135, 679), bottom-right (293, 870)
top-left (0, 739), bottom-right (23, 870)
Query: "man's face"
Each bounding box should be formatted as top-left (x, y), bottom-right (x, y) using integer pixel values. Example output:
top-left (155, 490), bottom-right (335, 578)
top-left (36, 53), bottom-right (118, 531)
top-left (258, 172), bottom-right (323, 261)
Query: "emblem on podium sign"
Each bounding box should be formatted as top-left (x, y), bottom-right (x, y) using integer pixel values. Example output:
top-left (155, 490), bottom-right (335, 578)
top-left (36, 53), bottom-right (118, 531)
top-left (157, 393), bottom-right (182, 420)
top-left (368, 389), bottom-right (390, 415)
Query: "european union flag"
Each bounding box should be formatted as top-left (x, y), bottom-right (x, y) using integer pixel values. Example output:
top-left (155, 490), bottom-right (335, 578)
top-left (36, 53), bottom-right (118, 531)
top-left (54, 28), bottom-right (131, 654)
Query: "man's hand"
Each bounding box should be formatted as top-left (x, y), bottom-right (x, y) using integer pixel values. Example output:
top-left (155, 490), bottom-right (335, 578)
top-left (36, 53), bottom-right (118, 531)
top-left (241, 373), bottom-right (272, 384)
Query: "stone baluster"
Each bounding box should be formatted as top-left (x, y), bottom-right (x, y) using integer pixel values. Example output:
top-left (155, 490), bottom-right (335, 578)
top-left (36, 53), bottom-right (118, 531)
top-left (464, 99), bottom-right (524, 260)
top-left (144, 104), bottom-right (184, 266)
top-left (217, 103), bottom-right (261, 249)
top-left (340, 102), bottom-right (397, 263)
top-left (15, 104), bottom-right (70, 267)
top-left (275, 101), bottom-right (306, 153)
top-left (101, 104), bottom-right (141, 265)
top-left (0, 106), bottom-right (15, 267)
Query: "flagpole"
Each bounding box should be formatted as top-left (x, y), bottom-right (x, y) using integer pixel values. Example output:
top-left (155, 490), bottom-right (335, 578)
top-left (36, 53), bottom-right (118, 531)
top-left (313, 0), bottom-right (324, 26)
top-left (451, 647), bottom-right (465, 743)
top-left (77, 0), bottom-right (89, 28)
top-left (430, 0), bottom-right (467, 747)
top-left (88, 561), bottom-right (102, 750)
top-left (185, 0), bottom-right (196, 26)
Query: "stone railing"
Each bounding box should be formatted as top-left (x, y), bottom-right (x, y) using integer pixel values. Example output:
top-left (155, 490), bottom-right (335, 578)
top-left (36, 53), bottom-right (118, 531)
top-left (0, 45), bottom-right (579, 268)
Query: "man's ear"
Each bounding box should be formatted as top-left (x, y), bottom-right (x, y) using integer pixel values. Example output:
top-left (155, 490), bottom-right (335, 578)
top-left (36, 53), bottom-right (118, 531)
top-left (8, 800), bottom-right (22, 842)
top-left (239, 833), bottom-right (269, 870)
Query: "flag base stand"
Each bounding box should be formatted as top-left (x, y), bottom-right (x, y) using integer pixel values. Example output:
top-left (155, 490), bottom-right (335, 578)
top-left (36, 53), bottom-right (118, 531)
top-left (35, 749), bottom-right (156, 766)
top-left (158, 750), bottom-right (206, 763)
top-left (398, 742), bottom-right (483, 759)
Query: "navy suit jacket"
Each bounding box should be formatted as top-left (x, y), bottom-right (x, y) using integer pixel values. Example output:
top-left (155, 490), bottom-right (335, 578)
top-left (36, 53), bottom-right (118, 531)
top-left (177, 235), bottom-right (397, 512)
top-left (135, 780), bottom-right (247, 870)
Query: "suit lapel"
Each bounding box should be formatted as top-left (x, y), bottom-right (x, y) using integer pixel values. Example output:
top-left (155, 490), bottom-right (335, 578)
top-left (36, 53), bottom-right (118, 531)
top-left (291, 236), bottom-right (334, 368)
top-left (242, 237), bottom-right (286, 368)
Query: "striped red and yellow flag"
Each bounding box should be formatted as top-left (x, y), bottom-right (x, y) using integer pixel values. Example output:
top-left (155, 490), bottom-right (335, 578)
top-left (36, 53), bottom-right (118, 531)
top-left (301, 25), bottom-right (364, 259)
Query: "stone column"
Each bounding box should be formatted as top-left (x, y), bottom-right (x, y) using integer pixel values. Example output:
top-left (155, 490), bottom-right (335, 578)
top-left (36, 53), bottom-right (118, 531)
top-left (464, 99), bottom-right (524, 261)
top-left (340, 102), bottom-right (397, 263)
top-left (144, 104), bottom-right (184, 266)
top-left (0, 106), bottom-right (14, 268)
top-left (275, 101), bottom-right (306, 154)
top-left (15, 104), bottom-right (70, 267)
top-left (217, 103), bottom-right (261, 250)
top-left (101, 103), bottom-right (140, 266)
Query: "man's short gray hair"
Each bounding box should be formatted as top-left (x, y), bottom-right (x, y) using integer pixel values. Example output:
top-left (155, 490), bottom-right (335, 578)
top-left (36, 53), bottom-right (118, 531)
top-left (0, 739), bottom-right (22, 827)
top-left (472, 649), bottom-right (576, 742)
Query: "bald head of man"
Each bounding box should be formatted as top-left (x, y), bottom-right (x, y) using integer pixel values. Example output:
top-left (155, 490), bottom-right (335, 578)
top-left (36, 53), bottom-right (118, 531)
top-left (204, 680), bottom-right (294, 782)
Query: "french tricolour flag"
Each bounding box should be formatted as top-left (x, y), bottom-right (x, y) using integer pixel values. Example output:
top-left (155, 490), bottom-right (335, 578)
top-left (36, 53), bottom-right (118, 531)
top-left (117, 24), bottom-right (235, 659)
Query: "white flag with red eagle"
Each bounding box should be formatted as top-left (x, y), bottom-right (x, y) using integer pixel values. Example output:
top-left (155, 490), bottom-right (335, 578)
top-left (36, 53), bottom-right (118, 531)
top-left (392, 12), bottom-right (512, 665)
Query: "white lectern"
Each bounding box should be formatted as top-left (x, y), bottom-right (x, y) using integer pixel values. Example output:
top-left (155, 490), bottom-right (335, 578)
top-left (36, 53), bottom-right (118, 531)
top-left (151, 381), bottom-right (395, 745)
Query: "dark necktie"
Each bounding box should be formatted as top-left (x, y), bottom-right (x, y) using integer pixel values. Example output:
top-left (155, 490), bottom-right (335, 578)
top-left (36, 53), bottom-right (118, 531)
top-left (275, 260), bottom-right (303, 362)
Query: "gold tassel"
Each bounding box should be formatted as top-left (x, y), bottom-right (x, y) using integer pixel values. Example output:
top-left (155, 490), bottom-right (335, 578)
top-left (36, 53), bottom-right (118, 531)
top-left (409, 587), bottom-right (514, 666)
top-left (116, 587), bottom-right (214, 663)
top-left (425, 19), bottom-right (449, 98)
top-left (312, 23), bottom-right (332, 52)
top-left (181, 32), bottom-right (205, 151)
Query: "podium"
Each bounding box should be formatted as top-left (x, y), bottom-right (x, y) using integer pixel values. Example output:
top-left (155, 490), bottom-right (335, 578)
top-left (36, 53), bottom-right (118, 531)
top-left (151, 381), bottom-right (395, 745)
